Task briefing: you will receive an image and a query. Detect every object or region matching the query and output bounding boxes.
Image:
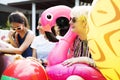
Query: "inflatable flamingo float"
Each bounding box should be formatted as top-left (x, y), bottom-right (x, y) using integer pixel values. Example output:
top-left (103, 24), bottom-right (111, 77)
top-left (40, 5), bottom-right (105, 80)
top-left (40, 5), bottom-right (76, 65)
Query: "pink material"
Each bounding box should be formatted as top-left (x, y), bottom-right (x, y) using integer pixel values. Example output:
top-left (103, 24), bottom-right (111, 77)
top-left (3, 59), bottom-right (48, 80)
top-left (46, 63), bottom-right (106, 80)
top-left (47, 27), bottom-right (77, 66)
top-left (40, 5), bottom-right (77, 66)
top-left (40, 5), bottom-right (71, 28)
top-left (0, 40), bottom-right (48, 80)
top-left (40, 5), bottom-right (105, 80)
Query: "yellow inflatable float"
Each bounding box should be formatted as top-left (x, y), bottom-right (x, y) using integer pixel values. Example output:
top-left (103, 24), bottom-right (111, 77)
top-left (88, 0), bottom-right (120, 80)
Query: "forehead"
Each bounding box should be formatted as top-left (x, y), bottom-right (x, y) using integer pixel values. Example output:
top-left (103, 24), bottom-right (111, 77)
top-left (38, 21), bottom-right (41, 24)
top-left (11, 22), bottom-right (22, 27)
top-left (38, 18), bottom-right (41, 23)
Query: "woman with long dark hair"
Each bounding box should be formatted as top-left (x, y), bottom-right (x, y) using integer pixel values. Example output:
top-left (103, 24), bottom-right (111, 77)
top-left (0, 11), bottom-right (35, 58)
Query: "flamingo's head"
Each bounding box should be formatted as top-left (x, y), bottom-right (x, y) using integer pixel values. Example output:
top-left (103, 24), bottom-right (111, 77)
top-left (39, 5), bottom-right (71, 42)
top-left (40, 5), bottom-right (71, 29)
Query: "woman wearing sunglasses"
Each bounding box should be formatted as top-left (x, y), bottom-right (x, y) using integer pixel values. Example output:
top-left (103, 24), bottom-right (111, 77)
top-left (0, 11), bottom-right (35, 58)
top-left (62, 6), bottom-right (105, 80)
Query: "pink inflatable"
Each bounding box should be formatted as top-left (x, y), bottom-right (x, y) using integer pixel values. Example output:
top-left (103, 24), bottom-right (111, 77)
top-left (3, 58), bottom-right (48, 80)
top-left (46, 63), bottom-right (105, 80)
top-left (40, 5), bottom-right (77, 65)
top-left (40, 5), bottom-right (71, 28)
top-left (40, 5), bottom-right (105, 80)
top-left (0, 40), bottom-right (48, 80)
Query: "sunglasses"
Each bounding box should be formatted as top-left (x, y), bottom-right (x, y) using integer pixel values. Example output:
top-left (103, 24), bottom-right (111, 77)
top-left (70, 17), bottom-right (77, 23)
top-left (12, 27), bottom-right (21, 30)
top-left (71, 16), bottom-right (87, 24)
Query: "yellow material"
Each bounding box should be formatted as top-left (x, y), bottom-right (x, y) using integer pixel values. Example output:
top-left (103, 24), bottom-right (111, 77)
top-left (88, 0), bottom-right (120, 80)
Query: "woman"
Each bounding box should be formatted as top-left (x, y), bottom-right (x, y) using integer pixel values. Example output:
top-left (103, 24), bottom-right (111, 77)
top-left (62, 6), bottom-right (105, 80)
top-left (31, 19), bottom-right (61, 67)
top-left (62, 6), bottom-right (93, 67)
top-left (0, 11), bottom-right (35, 58)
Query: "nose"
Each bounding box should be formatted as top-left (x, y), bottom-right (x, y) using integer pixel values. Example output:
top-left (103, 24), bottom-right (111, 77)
top-left (69, 20), bottom-right (73, 25)
top-left (37, 25), bottom-right (41, 30)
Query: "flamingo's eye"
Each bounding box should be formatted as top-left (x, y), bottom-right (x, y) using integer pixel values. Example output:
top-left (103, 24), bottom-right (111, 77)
top-left (47, 15), bottom-right (51, 19)
top-left (46, 13), bottom-right (53, 21)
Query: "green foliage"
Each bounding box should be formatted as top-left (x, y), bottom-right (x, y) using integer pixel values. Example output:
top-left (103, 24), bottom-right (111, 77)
top-left (1, 75), bottom-right (18, 80)
top-left (0, 20), bottom-right (10, 30)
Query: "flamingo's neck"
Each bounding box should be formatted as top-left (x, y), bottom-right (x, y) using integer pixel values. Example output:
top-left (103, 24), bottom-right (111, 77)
top-left (47, 28), bottom-right (77, 66)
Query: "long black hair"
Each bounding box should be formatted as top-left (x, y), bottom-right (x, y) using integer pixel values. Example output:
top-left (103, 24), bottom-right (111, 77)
top-left (45, 26), bottom-right (59, 42)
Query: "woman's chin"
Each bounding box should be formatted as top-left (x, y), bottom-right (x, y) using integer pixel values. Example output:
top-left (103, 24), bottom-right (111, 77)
top-left (71, 28), bottom-right (75, 32)
top-left (71, 28), bottom-right (78, 34)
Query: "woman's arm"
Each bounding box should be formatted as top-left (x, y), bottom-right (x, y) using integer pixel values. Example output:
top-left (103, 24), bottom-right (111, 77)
top-left (8, 30), bottom-right (18, 47)
top-left (0, 31), bottom-right (35, 54)
top-left (62, 57), bottom-right (95, 67)
top-left (17, 31), bottom-right (35, 54)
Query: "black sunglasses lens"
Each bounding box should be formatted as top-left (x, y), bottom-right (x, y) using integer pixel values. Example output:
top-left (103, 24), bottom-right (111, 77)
top-left (13, 29), bottom-right (16, 30)
top-left (17, 27), bottom-right (21, 30)
top-left (72, 17), bottom-right (76, 23)
top-left (13, 27), bottom-right (21, 30)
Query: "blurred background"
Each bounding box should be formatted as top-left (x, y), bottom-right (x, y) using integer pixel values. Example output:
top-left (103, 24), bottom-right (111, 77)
top-left (0, 0), bottom-right (93, 36)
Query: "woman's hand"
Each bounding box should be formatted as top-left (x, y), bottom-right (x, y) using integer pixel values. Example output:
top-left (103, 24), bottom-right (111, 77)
top-left (8, 30), bottom-right (16, 39)
top-left (8, 30), bottom-right (18, 47)
top-left (62, 57), bottom-right (96, 67)
top-left (62, 58), bottom-right (80, 67)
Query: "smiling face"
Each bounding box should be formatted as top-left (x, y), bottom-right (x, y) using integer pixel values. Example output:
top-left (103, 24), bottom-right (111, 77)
top-left (11, 22), bottom-right (24, 32)
top-left (70, 16), bottom-right (87, 35)
top-left (70, 6), bottom-right (90, 40)
top-left (37, 20), bottom-right (45, 35)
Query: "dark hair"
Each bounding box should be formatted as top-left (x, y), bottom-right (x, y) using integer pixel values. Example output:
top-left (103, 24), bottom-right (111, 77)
top-left (45, 26), bottom-right (59, 42)
top-left (8, 11), bottom-right (30, 28)
top-left (45, 31), bottom-right (59, 42)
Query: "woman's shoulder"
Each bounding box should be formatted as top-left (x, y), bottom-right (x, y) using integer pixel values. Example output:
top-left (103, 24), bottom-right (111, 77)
top-left (34, 35), bottom-right (45, 40)
top-left (27, 30), bottom-right (35, 36)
